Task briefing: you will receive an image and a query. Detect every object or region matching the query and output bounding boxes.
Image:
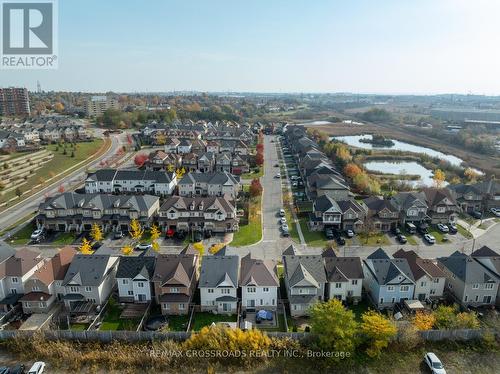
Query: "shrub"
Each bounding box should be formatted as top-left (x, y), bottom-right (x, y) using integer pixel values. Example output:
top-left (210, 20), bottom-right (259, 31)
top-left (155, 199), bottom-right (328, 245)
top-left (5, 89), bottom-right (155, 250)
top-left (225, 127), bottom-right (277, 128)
top-left (412, 311), bottom-right (436, 331)
top-left (360, 310), bottom-right (397, 358)
top-left (434, 305), bottom-right (457, 329)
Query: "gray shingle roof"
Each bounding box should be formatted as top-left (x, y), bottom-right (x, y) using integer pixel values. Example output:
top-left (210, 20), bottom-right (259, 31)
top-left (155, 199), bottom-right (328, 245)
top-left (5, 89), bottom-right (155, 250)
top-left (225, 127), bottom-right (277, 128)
top-left (364, 257), bottom-right (415, 285)
top-left (438, 251), bottom-right (498, 283)
top-left (199, 256), bottom-right (239, 288)
top-left (239, 254), bottom-right (278, 287)
top-left (62, 255), bottom-right (117, 286)
top-left (116, 256), bottom-right (155, 279)
top-left (325, 257), bottom-right (364, 282)
top-left (283, 255), bottom-right (326, 287)
top-left (178, 171), bottom-right (238, 186)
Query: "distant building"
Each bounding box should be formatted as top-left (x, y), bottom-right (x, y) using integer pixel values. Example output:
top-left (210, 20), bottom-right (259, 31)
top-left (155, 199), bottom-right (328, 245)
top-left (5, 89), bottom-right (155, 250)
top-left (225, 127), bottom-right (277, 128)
top-left (0, 87), bottom-right (30, 116)
top-left (84, 95), bottom-right (118, 117)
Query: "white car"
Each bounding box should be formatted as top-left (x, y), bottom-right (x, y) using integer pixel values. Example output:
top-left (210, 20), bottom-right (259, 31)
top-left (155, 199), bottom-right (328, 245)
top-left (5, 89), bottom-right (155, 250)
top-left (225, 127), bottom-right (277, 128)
top-left (279, 209), bottom-right (285, 217)
top-left (135, 243), bottom-right (153, 251)
top-left (281, 223), bottom-right (289, 231)
top-left (345, 230), bottom-right (354, 238)
top-left (424, 234), bottom-right (436, 244)
top-left (28, 361), bottom-right (46, 374)
top-left (437, 223), bottom-right (449, 233)
top-left (274, 173), bottom-right (281, 179)
top-left (424, 352), bottom-right (446, 374)
top-left (280, 217), bottom-right (287, 224)
top-left (490, 207), bottom-right (500, 217)
top-left (30, 228), bottom-right (45, 241)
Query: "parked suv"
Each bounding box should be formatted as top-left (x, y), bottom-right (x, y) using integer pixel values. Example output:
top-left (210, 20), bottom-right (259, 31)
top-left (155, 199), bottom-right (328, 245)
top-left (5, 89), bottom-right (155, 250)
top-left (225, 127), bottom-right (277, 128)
top-left (30, 228), bottom-right (45, 241)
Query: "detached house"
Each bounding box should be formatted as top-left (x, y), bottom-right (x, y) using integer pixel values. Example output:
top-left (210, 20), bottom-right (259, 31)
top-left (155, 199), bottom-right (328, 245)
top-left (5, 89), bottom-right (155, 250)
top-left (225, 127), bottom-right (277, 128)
top-left (422, 188), bottom-right (459, 224)
top-left (324, 257), bottom-right (363, 303)
top-left (391, 192), bottom-right (428, 225)
top-left (282, 246), bottom-right (326, 316)
top-left (310, 195), bottom-right (342, 231)
top-left (363, 196), bottom-right (399, 232)
top-left (116, 256), bottom-right (156, 303)
top-left (153, 254), bottom-right (198, 315)
top-left (61, 255), bottom-right (119, 310)
top-left (363, 248), bottom-right (415, 309)
top-left (393, 249), bottom-right (446, 302)
top-left (438, 251), bottom-right (498, 307)
top-left (164, 137), bottom-right (180, 153)
top-left (21, 246), bottom-right (76, 314)
top-left (199, 256), bottom-right (240, 314)
top-left (448, 179), bottom-right (500, 213)
top-left (240, 254), bottom-right (279, 311)
top-left (471, 246), bottom-right (500, 305)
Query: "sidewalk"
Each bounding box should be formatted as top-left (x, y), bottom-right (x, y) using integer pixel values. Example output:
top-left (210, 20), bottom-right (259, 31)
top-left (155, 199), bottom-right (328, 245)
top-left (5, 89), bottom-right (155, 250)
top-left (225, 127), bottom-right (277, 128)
top-left (457, 217), bottom-right (498, 239)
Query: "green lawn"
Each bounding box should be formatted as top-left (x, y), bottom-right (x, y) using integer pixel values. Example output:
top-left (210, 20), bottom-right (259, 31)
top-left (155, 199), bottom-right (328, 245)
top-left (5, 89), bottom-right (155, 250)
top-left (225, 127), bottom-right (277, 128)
top-left (70, 323), bottom-right (89, 331)
top-left (231, 193), bottom-right (262, 246)
top-left (457, 224), bottom-right (473, 239)
top-left (99, 301), bottom-right (140, 331)
top-left (358, 232), bottom-right (390, 246)
top-left (298, 218), bottom-right (329, 247)
top-left (0, 139), bottom-right (106, 206)
top-left (191, 312), bottom-right (237, 331)
top-left (166, 315), bottom-right (191, 331)
top-left (428, 228), bottom-right (446, 243)
top-left (7, 222), bottom-right (35, 245)
top-left (52, 232), bottom-right (78, 245)
top-left (400, 229), bottom-right (418, 245)
top-left (241, 166), bottom-right (263, 180)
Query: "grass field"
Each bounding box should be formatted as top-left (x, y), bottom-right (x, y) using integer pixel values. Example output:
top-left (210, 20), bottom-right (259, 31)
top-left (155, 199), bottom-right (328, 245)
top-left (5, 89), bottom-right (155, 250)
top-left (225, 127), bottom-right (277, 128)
top-left (457, 224), bottom-right (473, 239)
top-left (241, 166), bottom-right (263, 180)
top-left (191, 312), bottom-right (237, 331)
top-left (70, 323), bottom-right (89, 331)
top-left (231, 192), bottom-right (262, 247)
top-left (428, 228), bottom-right (446, 243)
top-left (358, 232), bottom-right (390, 246)
top-left (166, 315), bottom-right (190, 331)
top-left (0, 139), bottom-right (106, 206)
top-left (7, 222), bottom-right (35, 245)
top-left (298, 217), bottom-right (328, 247)
top-left (99, 302), bottom-right (140, 331)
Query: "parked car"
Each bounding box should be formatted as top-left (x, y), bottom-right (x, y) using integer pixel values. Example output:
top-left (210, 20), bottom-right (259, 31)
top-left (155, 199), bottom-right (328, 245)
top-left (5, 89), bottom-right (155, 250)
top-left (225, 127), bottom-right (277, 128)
top-left (470, 210), bottom-right (482, 219)
top-left (397, 234), bottom-right (407, 244)
top-left (30, 228), bottom-right (45, 241)
top-left (274, 163), bottom-right (279, 167)
top-left (437, 223), bottom-right (449, 233)
top-left (292, 182), bottom-right (298, 187)
top-left (336, 236), bottom-right (346, 245)
top-left (256, 310), bottom-right (273, 322)
top-left (405, 222), bottom-right (417, 234)
top-left (448, 223), bottom-right (458, 234)
top-left (27, 362), bottom-right (45, 374)
top-left (345, 230), bottom-right (354, 238)
top-left (424, 352), bottom-right (446, 374)
top-left (274, 173), bottom-right (281, 179)
top-left (325, 229), bottom-right (335, 240)
top-left (279, 209), bottom-right (285, 217)
top-left (424, 234), bottom-right (436, 244)
top-left (282, 228), bottom-right (290, 237)
top-left (290, 176), bottom-right (300, 181)
top-left (490, 207), bottom-right (500, 217)
top-left (280, 217), bottom-right (287, 224)
top-left (113, 231), bottom-right (124, 240)
top-left (193, 231), bottom-right (203, 242)
top-left (135, 243), bottom-right (153, 251)
top-left (281, 223), bottom-right (289, 231)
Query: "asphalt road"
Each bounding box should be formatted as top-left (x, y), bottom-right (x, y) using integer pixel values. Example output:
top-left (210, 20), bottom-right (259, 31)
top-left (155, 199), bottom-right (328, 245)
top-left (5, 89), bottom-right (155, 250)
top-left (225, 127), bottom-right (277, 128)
top-left (0, 129), bottom-right (128, 234)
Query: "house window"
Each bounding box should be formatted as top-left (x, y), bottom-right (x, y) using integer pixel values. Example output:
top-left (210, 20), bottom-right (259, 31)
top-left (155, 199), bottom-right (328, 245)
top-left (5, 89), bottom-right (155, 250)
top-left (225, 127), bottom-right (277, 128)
top-left (85, 286), bottom-right (92, 292)
top-left (122, 279), bottom-right (129, 285)
top-left (128, 291), bottom-right (134, 296)
top-left (247, 287), bottom-right (256, 293)
top-left (472, 284), bottom-right (479, 289)
top-left (208, 289), bottom-right (214, 293)
top-left (11, 277), bottom-right (18, 284)
top-left (351, 280), bottom-right (358, 285)
top-left (335, 283), bottom-right (342, 289)
top-left (391, 297), bottom-right (396, 303)
top-left (400, 285), bottom-right (409, 292)
top-left (433, 278), bottom-right (439, 283)
top-left (137, 282), bottom-right (144, 288)
top-left (170, 287), bottom-right (179, 293)
top-left (387, 286), bottom-right (395, 292)
top-left (163, 303), bottom-right (170, 310)
top-left (430, 289), bottom-right (436, 295)
top-left (465, 295), bottom-right (468, 302)
top-left (32, 285), bottom-right (40, 292)
top-left (263, 287), bottom-right (269, 292)
top-left (221, 288), bottom-right (230, 294)
top-left (179, 303), bottom-right (185, 310)
top-left (380, 298), bottom-right (384, 304)
top-left (420, 281), bottom-right (426, 287)
top-left (475, 295), bottom-right (479, 302)
top-left (485, 283), bottom-right (494, 290)
top-left (69, 286), bottom-right (79, 293)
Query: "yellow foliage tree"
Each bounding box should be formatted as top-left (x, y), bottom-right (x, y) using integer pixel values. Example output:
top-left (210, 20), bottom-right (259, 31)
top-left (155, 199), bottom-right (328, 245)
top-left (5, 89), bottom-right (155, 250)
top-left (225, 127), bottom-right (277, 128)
top-left (167, 164), bottom-right (175, 173)
top-left (433, 169), bottom-right (446, 188)
top-left (412, 311), bottom-right (436, 331)
top-left (121, 245), bottom-right (133, 256)
top-left (193, 242), bottom-right (205, 256)
top-left (90, 223), bottom-right (103, 242)
top-left (129, 219), bottom-right (144, 241)
top-left (209, 243), bottom-right (225, 255)
top-left (455, 312), bottom-right (480, 329)
top-left (79, 238), bottom-right (93, 255)
top-left (464, 167), bottom-right (479, 182)
top-left (155, 133), bottom-right (166, 145)
top-left (360, 310), bottom-right (397, 358)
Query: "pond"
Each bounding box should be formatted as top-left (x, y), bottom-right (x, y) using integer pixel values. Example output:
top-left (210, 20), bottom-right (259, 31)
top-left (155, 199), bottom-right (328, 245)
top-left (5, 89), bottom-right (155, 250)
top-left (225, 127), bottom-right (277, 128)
top-left (363, 160), bottom-right (446, 187)
top-left (333, 134), bottom-right (464, 167)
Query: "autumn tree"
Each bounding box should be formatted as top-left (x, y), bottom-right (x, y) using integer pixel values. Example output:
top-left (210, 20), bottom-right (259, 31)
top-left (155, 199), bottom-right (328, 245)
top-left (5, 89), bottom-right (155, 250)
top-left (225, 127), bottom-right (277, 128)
top-left (90, 223), bottom-right (103, 242)
top-left (58, 185), bottom-right (65, 193)
top-left (193, 242), bottom-right (205, 256)
top-left (344, 163), bottom-right (362, 179)
top-left (412, 311), bottom-right (436, 331)
top-left (464, 167), bottom-right (479, 182)
top-left (129, 219), bottom-right (144, 241)
top-left (79, 238), bottom-right (93, 255)
top-left (360, 310), bottom-right (397, 358)
top-left (54, 102), bottom-right (65, 113)
top-left (255, 151), bottom-right (264, 166)
top-left (455, 312), bottom-right (480, 329)
top-left (121, 245), bottom-right (133, 256)
top-left (209, 242), bottom-right (225, 255)
top-left (310, 299), bottom-right (358, 357)
top-left (433, 305), bottom-right (457, 329)
top-left (134, 153), bottom-right (149, 167)
top-left (249, 178), bottom-right (263, 197)
top-left (433, 169), bottom-right (446, 188)
top-left (155, 133), bottom-right (166, 145)
top-left (150, 224), bottom-right (161, 252)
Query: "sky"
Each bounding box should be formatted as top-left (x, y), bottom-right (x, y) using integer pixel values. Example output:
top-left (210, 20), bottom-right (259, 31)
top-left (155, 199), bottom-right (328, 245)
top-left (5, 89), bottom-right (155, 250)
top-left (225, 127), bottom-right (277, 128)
top-left (2, 0), bottom-right (500, 94)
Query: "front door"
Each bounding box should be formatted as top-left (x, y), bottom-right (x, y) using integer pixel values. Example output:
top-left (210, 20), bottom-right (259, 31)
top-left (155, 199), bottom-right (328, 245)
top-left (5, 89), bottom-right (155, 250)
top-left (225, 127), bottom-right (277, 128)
top-left (418, 293), bottom-right (426, 301)
top-left (222, 303), bottom-right (230, 312)
top-left (138, 294), bottom-right (146, 302)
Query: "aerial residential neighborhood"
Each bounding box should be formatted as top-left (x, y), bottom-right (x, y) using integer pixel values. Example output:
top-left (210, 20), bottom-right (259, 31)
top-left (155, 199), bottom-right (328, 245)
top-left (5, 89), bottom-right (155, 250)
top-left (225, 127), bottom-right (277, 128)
top-left (0, 0), bottom-right (499, 373)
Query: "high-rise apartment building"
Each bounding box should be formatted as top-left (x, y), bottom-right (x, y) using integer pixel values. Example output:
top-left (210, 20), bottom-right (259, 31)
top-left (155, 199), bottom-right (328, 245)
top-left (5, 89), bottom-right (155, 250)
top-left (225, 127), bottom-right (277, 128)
top-left (84, 95), bottom-right (118, 117)
top-left (0, 87), bottom-right (30, 116)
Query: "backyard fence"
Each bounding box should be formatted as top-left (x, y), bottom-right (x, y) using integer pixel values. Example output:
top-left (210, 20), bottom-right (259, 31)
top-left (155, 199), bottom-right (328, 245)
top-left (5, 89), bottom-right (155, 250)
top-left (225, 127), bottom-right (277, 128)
top-left (0, 328), bottom-right (495, 344)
